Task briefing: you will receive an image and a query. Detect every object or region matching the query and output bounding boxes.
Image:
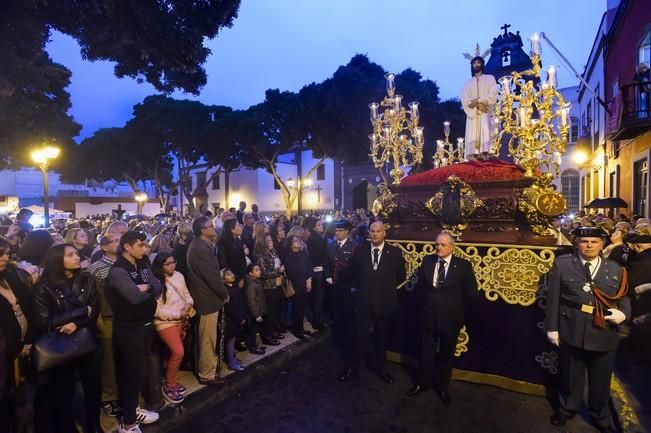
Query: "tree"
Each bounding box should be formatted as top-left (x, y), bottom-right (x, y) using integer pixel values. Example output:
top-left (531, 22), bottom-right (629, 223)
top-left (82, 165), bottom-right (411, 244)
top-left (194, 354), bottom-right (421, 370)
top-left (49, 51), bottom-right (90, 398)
top-left (128, 95), bottom-right (235, 216)
top-left (231, 89), bottom-right (311, 218)
top-left (0, 0), bottom-right (241, 166)
top-left (61, 126), bottom-right (175, 211)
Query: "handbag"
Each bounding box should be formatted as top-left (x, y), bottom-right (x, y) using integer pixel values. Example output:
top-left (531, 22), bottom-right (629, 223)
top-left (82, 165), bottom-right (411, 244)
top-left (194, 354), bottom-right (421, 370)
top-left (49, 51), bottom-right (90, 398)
top-left (32, 326), bottom-right (97, 373)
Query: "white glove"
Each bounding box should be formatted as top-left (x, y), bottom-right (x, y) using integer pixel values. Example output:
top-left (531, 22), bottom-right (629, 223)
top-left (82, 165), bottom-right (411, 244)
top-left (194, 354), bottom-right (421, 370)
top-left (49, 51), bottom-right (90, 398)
top-left (606, 308), bottom-right (626, 325)
top-left (634, 283), bottom-right (651, 295)
top-left (546, 331), bottom-right (560, 347)
top-left (325, 278), bottom-right (333, 285)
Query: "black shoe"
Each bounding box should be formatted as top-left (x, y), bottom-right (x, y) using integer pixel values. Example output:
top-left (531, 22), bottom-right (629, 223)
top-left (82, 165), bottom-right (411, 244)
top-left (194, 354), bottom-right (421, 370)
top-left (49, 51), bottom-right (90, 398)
top-left (293, 331), bottom-right (312, 340)
top-left (550, 412), bottom-right (569, 426)
top-left (273, 333), bottom-right (285, 340)
top-left (313, 323), bottom-right (325, 331)
top-left (406, 384), bottom-right (428, 397)
top-left (438, 390), bottom-right (451, 406)
top-left (379, 371), bottom-right (394, 384)
top-left (102, 400), bottom-right (121, 417)
top-left (262, 338), bottom-right (281, 346)
top-left (338, 368), bottom-right (357, 382)
top-left (249, 346), bottom-right (266, 355)
top-left (235, 341), bottom-right (247, 352)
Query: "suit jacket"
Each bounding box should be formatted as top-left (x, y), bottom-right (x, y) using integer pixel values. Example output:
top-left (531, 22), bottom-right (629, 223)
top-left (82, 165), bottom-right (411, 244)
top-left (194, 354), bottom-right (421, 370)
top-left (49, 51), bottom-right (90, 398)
top-left (186, 237), bottom-right (228, 315)
top-left (417, 254), bottom-right (479, 334)
top-left (545, 254), bottom-right (631, 352)
top-left (352, 242), bottom-right (406, 317)
top-left (324, 238), bottom-right (356, 288)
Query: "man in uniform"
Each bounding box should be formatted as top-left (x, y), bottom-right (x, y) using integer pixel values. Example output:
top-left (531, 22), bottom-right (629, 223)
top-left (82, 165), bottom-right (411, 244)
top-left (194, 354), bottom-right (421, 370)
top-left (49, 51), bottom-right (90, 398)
top-left (324, 220), bottom-right (358, 382)
top-left (546, 227), bottom-right (630, 433)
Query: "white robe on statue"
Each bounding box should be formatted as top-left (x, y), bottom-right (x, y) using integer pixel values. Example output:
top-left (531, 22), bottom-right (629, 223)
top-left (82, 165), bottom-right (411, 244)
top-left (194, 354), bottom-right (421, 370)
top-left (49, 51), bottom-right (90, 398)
top-left (461, 73), bottom-right (498, 157)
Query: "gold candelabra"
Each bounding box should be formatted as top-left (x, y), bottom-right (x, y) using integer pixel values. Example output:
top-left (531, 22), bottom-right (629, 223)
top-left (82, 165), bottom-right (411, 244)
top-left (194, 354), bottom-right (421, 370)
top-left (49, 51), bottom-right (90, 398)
top-left (369, 73), bottom-right (424, 185)
top-left (433, 121), bottom-right (465, 168)
top-left (493, 33), bottom-right (570, 178)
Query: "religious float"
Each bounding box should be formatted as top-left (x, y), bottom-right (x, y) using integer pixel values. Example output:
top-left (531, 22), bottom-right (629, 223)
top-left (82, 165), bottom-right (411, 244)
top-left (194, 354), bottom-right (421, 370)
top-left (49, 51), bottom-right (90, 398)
top-left (370, 28), bottom-right (573, 395)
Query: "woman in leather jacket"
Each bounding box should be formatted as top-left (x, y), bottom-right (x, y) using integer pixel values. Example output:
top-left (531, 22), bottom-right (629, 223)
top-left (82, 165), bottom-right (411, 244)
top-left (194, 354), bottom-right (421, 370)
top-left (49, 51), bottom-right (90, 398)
top-left (33, 243), bottom-right (102, 433)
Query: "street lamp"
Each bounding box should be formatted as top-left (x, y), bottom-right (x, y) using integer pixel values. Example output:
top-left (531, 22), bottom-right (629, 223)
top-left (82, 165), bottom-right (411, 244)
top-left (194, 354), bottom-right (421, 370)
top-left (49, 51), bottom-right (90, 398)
top-left (134, 191), bottom-right (148, 215)
top-left (31, 145), bottom-right (60, 228)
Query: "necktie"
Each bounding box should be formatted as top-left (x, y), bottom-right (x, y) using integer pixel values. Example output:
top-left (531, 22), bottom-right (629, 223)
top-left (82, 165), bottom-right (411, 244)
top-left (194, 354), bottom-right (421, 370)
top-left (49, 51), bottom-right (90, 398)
top-left (437, 258), bottom-right (447, 287)
top-left (373, 248), bottom-right (380, 268)
top-left (337, 241), bottom-right (342, 250)
top-left (584, 262), bottom-right (593, 283)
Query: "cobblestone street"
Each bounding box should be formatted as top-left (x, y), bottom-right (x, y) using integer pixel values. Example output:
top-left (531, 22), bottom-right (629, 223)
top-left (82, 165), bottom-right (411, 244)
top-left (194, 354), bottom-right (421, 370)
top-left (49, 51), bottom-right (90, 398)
top-left (163, 341), bottom-right (603, 433)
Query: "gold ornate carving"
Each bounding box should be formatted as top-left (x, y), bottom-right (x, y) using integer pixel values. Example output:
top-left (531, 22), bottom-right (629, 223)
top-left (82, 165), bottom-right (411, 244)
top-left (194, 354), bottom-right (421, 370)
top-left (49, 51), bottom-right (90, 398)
top-left (372, 183), bottom-right (397, 222)
top-left (389, 240), bottom-right (555, 307)
top-left (519, 174), bottom-right (566, 237)
top-left (481, 247), bottom-right (555, 306)
top-left (425, 175), bottom-right (484, 238)
top-left (455, 326), bottom-right (469, 357)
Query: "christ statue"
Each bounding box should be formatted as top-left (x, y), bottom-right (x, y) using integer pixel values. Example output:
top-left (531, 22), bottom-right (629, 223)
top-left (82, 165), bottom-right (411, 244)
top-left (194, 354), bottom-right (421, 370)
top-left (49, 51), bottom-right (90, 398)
top-left (460, 54), bottom-right (497, 160)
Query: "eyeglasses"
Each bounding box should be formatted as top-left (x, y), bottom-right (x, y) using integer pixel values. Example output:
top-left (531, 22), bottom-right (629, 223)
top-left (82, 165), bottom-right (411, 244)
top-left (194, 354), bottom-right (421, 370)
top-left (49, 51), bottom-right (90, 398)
top-left (164, 260), bottom-right (177, 266)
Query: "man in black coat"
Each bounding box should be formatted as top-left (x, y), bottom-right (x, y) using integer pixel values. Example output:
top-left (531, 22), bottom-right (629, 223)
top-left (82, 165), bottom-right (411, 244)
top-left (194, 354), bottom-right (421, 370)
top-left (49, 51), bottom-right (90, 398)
top-left (546, 227), bottom-right (630, 433)
top-left (406, 232), bottom-right (478, 405)
top-left (350, 221), bottom-right (406, 383)
top-left (625, 231), bottom-right (651, 365)
top-left (324, 220), bottom-right (357, 381)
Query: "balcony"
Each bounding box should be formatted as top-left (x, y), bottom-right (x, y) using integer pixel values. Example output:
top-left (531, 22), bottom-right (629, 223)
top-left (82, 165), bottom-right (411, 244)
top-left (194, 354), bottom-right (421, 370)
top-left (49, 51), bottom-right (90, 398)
top-left (608, 81), bottom-right (651, 141)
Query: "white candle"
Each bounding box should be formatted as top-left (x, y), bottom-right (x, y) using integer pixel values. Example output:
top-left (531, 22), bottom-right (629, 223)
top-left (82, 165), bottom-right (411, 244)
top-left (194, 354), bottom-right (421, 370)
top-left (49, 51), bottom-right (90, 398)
top-left (385, 73), bottom-right (396, 95)
top-left (443, 121), bottom-right (451, 137)
top-left (560, 103), bottom-right (570, 126)
top-left (519, 106), bottom-right (528, 127)
top-left (530, 33), bottom-right (540, 55)
top-left (499, 76), bottom-right (512, 95)
top-left (369, 103), bottom-right (378, 121)
top-left (437, 139), bottom-right (444, 151)
top-left (409, 102), bottom-right (419, 118)
top-left (547, 65), bottom-right (557, 88)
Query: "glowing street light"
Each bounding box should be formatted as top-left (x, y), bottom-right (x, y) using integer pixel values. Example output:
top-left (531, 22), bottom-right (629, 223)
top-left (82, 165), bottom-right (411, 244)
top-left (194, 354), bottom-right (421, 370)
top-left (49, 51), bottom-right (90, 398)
top-left (572, 149), bottom-right (588, 166)
top-left (134, 191), bottom-right (148, 215)
top-left (31, 145), bottom-right (60, 228)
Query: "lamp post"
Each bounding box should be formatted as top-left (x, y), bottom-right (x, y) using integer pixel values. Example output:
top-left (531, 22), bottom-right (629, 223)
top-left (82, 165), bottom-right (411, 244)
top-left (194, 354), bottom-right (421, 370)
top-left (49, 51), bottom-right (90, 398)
top-left (134, 191), bottom-right (148, 215)
top-left (31, 145), bottom-right (60, 228)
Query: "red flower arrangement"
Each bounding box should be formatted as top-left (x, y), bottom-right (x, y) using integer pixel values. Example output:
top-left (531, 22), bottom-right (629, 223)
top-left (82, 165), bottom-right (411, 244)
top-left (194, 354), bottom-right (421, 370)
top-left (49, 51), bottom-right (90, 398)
top-left (401, 160), bottom-right (527, 186)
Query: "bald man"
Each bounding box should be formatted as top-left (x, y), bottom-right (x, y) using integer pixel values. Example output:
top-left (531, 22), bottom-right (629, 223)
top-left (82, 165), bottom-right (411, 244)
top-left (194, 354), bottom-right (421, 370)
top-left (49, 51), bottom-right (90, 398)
top-left (346, 221), bottom-right (406, 383)
top-left (406, 232), bottom-right (478, 405)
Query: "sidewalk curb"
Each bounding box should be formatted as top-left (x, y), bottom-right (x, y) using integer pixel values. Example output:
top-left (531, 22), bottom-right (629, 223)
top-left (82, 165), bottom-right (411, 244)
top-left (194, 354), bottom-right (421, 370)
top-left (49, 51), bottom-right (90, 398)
top-left (142, 330), bottom-right (331, 433)
top-left (611, 375), bottom-right (645, 433)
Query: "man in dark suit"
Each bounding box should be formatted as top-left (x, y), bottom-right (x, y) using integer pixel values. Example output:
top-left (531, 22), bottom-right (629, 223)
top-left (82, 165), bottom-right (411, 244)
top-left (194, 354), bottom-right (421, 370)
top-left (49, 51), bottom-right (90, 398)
top-left (546, 227), bottom-right (630, 433)
top-left (350, 221), bottom-right (406, 383)
top-left (324, 220), bottom-right (357, 381)
top-left (406, 232), bottom-right (478, 405)
top-left (186, 216), bottom-right (230, 386)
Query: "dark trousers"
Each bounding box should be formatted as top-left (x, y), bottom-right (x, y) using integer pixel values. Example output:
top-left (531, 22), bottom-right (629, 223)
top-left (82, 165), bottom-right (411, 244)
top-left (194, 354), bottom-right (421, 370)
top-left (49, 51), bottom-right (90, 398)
top-left (417, 326), bottom-right (460, 391)
top-left (264, 288), bottom-right (283, 335)
top-left (354, 312), bottom-right (393, 372)
top-left (332, 285), bottom-right (357, 368)
top-left (246, 315), bottom-right (272, 348)
top-left (558, 343), bottom-right (616, 425)
top-left (291, 292), bottom-right (308, 334)
top-left (113, 323), bottom-right (153, 425)
top-left (35, 346), bottom-right (102, 433)
top-left (309, 271), bottom-right (325, 326)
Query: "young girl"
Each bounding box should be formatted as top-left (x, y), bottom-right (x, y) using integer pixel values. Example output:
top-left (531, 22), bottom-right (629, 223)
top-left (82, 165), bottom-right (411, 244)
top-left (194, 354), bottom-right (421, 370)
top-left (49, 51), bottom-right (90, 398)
top-left (245, 264), bottom-right (278, 355)
top-left (222, 269), bottom-right (247, 371)
top-left (152, 253), bottom-right (194, 404)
